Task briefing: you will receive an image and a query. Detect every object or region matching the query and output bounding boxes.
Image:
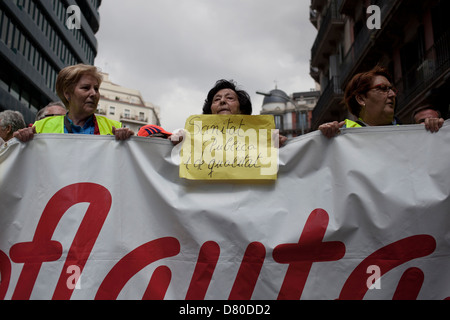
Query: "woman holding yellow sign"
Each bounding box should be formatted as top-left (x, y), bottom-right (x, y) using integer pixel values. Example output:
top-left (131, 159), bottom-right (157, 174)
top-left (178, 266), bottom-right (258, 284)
top-left (171, 79), bottom-right (287, 146)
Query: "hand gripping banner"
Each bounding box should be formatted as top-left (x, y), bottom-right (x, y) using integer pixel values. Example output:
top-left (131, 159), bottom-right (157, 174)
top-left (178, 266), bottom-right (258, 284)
top-left (0, 121), bottom-right (449, 300)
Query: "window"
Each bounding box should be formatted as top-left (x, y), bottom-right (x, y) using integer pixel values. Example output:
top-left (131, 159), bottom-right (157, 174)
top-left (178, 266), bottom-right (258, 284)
top-left (0, 78), bottom-right (8, 92)
top-left (21, 91), bottom-right (30, 108)
top-left (109, 106), bottom-right (115, 115)
top-left (19, 32), bottom-right (25, 55)
top-left (297, 112), bottom-right (308, 131)
top-left (7, 20), bottom-right (15, 48)
top-left (0, 11), bottom-right (8, 44)
top-left (23, 38), bottom-right (30, 59)
top-left (10, 82), bottom-right (20, 100)
top-left (274, 115), bottom-right (283, 130)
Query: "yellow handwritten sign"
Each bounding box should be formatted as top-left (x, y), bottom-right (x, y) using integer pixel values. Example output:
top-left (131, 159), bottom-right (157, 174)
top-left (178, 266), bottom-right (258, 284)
top-left (178, 115), bottom-right (278, 180)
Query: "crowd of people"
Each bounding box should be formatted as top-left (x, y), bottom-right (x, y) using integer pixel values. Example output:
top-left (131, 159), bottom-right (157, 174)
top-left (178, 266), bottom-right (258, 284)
top-left (0, 63), bottom-right (445, 149)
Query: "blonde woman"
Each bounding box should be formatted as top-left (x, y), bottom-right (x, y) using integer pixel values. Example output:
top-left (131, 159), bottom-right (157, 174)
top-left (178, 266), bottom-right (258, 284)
top-left (14, 64), bottom-right (134, 141)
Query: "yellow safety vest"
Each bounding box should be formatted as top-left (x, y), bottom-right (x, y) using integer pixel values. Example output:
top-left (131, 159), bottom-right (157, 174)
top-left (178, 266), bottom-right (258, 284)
top-left (344, 118), bottom-right (398, 128)
top-left (344, 119), bottom-right (364, 128)
top-left (33, 115), bottom-right (122, 135)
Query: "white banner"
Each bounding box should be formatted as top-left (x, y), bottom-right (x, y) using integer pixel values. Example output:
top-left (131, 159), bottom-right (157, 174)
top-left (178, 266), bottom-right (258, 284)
top-left (1, 122), bottom-right (450, 300)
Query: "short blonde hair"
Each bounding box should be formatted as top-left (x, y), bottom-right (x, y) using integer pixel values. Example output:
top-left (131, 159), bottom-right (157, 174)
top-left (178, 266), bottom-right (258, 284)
top-left (56, 64), bottom-right (103, 108)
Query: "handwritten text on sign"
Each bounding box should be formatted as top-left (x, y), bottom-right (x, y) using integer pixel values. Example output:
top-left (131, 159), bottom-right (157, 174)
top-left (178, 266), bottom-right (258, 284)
top-left (178, 115), bottom-right (278, 180)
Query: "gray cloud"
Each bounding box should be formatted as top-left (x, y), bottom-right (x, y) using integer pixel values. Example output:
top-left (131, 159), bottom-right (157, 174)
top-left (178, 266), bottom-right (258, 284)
top-left (95, 0), bottom-right (317, 131)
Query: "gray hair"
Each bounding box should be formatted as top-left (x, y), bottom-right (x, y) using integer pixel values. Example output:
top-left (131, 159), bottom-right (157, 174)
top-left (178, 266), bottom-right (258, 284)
top-left (35, 101), bottom-right (67, 121)
top-left (0, 110), bottom-right (26, 132)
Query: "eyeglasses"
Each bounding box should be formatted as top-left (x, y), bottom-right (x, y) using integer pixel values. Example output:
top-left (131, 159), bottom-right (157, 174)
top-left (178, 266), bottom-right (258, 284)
top-left (369, 84), bottom-right (398, 94)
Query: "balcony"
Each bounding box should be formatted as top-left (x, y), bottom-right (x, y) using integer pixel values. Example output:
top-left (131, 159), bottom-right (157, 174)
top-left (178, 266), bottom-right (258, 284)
top-left (395, 30), bottom-right (450, 120)
top-left (120, 113), bottom-right (148, 125)
top-left (311, 0), bottom-right (345, 69)
top-left (310, 8), bottom-right (318, 28)
top-left (311, 0), bottom-right (327, 10)
top-left (338, 0), bottom-right (359, 15)
top-left (311, 76), bottom-right (344, 129)
top-left (337, 0), bottom-right (401, 88)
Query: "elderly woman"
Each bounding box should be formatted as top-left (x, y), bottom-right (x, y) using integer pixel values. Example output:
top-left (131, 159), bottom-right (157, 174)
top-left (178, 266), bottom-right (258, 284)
top-left (319, 66), bottom-right (398, 138)
top-left (171, 79), bottom-right (287, 146)
top-left (0, 110), bottom-right (26, 145)
top-left (202, 79), bottom-right (253, 115)
top-left (14, 64), bottom-right (134, 141)
top-left (319, 66), bottom-right (443, 138)
top-left (319, 65), bottom-right (442, 138)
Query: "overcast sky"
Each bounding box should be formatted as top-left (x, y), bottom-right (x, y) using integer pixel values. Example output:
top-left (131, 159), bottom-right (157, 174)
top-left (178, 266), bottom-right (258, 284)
top-left (95, 0), bottom-right (318, 132)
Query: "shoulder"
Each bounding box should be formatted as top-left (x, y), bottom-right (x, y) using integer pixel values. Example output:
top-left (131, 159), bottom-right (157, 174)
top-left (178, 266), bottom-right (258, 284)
top-left (33, 115), bottom-right (65, 132)
top-left (34, 115), bottom-right (64, 125)
top-left (95, 115), bottom-right (122, 128)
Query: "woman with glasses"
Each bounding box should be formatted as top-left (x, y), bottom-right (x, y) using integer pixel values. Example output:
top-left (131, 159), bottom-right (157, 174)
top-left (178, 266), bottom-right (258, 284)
top-left (319, 65), bottom-right (404, 138)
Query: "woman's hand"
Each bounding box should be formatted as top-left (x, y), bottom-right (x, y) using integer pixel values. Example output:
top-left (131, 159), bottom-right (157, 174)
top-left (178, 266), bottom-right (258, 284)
top-left (318, 121), bottom-right (345, 138)
top-left (112, 127), bottom-right (135, 140)
top-left (279, 134), bottom-right (287, 147)
top-left (271, 129), bottom-right (287, 148)
top-left (169, 128), bottom-right (186, 146)
top-left (13, 126), bottom-right (36, 142)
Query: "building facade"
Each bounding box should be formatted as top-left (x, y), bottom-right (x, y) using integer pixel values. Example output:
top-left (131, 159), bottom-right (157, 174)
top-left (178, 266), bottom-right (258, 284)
top-left (259, 88), bottom-right (320, 138)
top-left (310, 0), bottom-right (450, 129)
top-left (0, 0), bottom-right (101, 124)
top-left (96, 72), bottom-right (160, 133)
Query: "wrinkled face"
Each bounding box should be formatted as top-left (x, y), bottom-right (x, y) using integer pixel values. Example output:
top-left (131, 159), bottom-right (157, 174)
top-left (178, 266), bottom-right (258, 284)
top-left (211, 89), bottom-right (241, 115)
top-left (358, 76), bottom-right (397, 126)
top-left (0, 123), bottom-right (11, 141)
top-left (65, 74), bottom-right (100, 116)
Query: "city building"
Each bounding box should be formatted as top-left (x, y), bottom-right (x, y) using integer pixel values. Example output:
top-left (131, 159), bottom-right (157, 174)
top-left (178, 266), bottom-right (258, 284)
top-left (310, 0), bottom-right (450, 129)
top-left (96, 72), bottom-right (160, 133)
top-left (259, 87), bottom-right (320, 138)
top-left (0, 0), bottom-right (101, 124)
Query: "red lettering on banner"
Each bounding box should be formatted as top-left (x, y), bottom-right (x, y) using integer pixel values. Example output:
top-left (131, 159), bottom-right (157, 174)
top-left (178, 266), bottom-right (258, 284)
top-left (0, 184), bottom-right (443, 300)
top-left (0, 250), bottom-right (11, 300)
top-left (9, 183), bottom-right (111, 300)
top-left (229, 242), bottom-right (266, 300)
top-left (185, 241), bottom-right (220, 300)
top-left (392, 267), bottom-right (424, 300)
top-left (273, 209), bottom-right (346, 299)
top-left (95, 237), bottom-right (180, 300)
top-left (338, 235), bottom-right (436, 299)
top-left (142, 266), bottom-right (172, 300)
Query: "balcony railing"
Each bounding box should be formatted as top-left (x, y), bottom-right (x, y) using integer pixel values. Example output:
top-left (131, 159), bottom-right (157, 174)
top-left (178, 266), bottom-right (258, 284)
top-left (120, 114), bottom-right (148, 123)
top-left (395, 30), bottom-right (450, 114)
top-left (311, 0), bottom-right (344, 68)
top-left (338, 0), bottom-right (400, 87)
top-left (312, 76), bottom-right (343, 128)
